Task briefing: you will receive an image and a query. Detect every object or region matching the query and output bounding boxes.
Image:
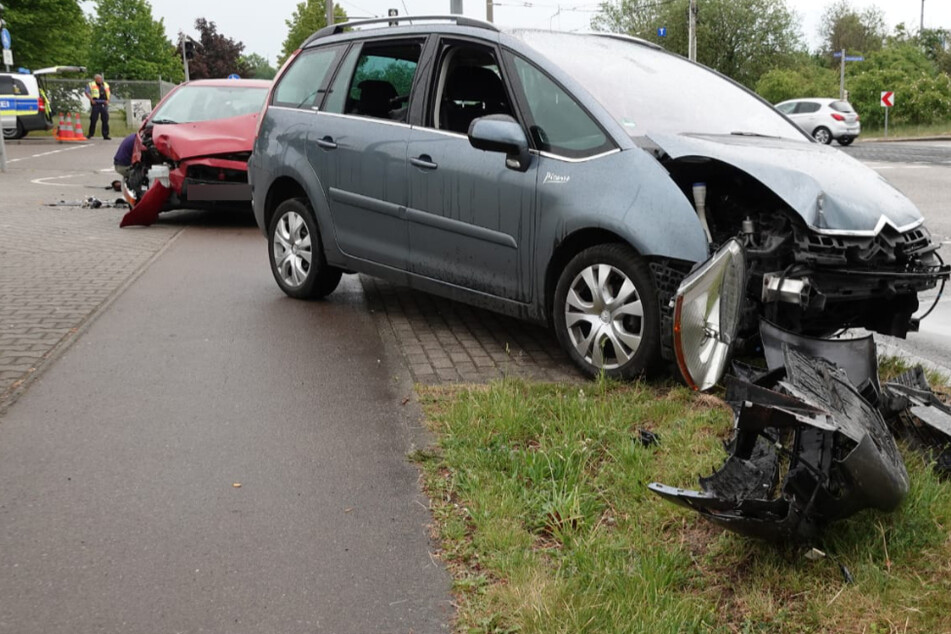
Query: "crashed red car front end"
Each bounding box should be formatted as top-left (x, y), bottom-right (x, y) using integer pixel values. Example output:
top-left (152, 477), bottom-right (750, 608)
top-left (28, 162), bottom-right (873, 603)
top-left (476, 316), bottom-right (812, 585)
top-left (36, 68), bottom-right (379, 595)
top-left (120, 79), bottom-right (270, 227)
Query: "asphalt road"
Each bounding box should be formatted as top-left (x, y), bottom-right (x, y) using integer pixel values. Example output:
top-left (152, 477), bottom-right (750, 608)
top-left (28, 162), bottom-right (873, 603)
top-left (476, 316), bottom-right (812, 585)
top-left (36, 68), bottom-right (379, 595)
top-left (0, 139), bottom-right (450, 632)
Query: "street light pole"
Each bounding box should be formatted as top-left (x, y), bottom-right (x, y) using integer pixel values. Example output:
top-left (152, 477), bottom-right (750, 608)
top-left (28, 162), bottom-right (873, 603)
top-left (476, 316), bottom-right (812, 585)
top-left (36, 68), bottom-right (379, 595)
top-left (921, 0), bottom-right (925, 32)
top-left (688, 0), bottom-right (697, 61)
top-left (326, 0), bottom-right (334, 26)
top-left (486, 0), bottom-right (493, 22)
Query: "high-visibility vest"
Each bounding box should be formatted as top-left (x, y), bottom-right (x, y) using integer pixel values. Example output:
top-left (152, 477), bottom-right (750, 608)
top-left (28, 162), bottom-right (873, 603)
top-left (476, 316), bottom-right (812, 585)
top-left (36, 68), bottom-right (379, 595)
top-left (88, 81), bottom-right (111, 101)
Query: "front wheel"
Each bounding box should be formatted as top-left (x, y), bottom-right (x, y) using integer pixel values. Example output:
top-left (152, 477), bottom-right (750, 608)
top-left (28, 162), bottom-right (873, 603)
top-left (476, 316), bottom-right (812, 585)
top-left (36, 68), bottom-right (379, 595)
top-left (553, 244), bottom-right (660, 380)
top-left (268, 198), bottom-right (342, 299)
top-left (812, 126), bottom-right (832, 145)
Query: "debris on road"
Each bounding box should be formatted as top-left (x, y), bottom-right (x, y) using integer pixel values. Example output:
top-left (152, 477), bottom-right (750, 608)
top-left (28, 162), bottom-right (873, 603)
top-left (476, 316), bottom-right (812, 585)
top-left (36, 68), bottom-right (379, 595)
top-left (47, 197), bottom-right (129, 209)
top-left (880, 366), bottom-right (951, 478)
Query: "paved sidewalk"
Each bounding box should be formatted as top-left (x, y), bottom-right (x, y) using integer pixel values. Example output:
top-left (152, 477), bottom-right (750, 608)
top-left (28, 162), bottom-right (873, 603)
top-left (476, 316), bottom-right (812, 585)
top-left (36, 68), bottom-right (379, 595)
top-left (362, 276), bottom-right (581, 384)
top-left (0, 141), bottom-right (180, 407)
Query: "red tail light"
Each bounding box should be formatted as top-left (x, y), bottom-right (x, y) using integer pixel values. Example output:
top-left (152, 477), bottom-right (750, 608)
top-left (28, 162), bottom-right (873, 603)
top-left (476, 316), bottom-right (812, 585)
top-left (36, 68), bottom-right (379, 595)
top-left (38, 96), bottom-right (46, 112)
top-left (831, 113), bottom-right (845, 121)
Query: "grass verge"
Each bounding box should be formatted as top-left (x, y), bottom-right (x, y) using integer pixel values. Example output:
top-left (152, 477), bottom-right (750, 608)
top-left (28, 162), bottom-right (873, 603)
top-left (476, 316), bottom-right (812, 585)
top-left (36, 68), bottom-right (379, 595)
top-left (413, 377), bottom-right (951, 633)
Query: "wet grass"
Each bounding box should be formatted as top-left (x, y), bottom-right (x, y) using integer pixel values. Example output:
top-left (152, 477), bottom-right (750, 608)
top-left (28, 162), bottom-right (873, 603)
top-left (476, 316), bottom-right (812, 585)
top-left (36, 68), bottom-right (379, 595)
top-left (860, 121), bottom-right (951, 140)
top-left (412, 375), bottom-right (951, 633)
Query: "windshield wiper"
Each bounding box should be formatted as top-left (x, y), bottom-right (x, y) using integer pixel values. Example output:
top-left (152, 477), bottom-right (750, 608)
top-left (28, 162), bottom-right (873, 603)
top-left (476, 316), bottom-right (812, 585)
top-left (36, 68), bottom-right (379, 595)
top-left (151, 118), bottom-right (178, 125)
top-left (730, 131), bottom-right (778, 138)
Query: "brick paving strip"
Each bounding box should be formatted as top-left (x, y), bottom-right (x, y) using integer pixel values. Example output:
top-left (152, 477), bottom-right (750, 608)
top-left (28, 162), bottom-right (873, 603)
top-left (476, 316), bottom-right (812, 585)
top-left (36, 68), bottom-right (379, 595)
top-left (0, 205), bottom-right (181, 410)
top-left (361, 275), bottom-right (582, 384)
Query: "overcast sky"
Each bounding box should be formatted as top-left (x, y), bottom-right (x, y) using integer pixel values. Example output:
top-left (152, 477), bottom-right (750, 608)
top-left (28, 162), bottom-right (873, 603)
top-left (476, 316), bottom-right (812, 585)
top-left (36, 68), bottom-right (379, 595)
top-left (147, 0), bottom-right (950, 66)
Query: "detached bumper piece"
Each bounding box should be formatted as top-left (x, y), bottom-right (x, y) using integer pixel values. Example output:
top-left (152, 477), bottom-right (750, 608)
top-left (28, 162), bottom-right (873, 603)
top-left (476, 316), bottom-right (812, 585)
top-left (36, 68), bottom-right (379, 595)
top-left (880, 366), bottom-right (951, 478)
top-left (650, 345), bottom-right (909, 542)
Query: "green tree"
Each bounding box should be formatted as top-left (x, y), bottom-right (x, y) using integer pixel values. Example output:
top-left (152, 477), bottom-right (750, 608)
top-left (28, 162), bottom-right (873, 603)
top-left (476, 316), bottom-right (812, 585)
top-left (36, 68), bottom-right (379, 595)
top-left (240, 53), bottom-right (277, 79)
top-left (755, 56), bottom-right (838, 103)
top-left (187, 18), bottom-right (251, 80)
top-left (593, 0), bottom-right (803, 88)
top-left (0, 0), bottom-right (89, 70)
top-left (278, 0), bottom-right (347, 66)
top-left (87, 0), bottom-right (183, 81)
top-left (819, 0), bottom-right (886, 64)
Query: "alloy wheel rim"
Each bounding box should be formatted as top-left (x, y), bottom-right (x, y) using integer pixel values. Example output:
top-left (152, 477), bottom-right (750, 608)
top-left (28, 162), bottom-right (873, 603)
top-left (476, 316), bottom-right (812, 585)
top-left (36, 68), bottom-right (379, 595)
top-left (564, 263), bottom-right (644, 370)
top-left (273, 211), bottom-right (312, 288)
top-left (815, 129), bottom-right (830, 144)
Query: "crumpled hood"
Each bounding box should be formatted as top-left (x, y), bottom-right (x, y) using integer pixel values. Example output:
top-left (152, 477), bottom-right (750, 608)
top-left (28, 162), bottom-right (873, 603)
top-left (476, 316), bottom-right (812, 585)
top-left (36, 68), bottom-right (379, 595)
top-left (648, 132), bottom-right (923, 235)
top-left (150, 113), bottom-right (259, 162)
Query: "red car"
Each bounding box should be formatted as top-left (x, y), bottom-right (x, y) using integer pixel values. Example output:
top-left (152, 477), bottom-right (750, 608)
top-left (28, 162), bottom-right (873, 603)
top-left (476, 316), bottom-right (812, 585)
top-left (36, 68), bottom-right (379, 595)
top-left (120, 78), bottom-right (271, 227)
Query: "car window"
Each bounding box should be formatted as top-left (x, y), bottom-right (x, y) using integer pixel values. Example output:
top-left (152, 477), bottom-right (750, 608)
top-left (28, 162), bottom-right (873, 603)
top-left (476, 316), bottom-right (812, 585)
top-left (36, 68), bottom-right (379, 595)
top-left (428, 42), bottom-right (515, 134)
top-left (796, 102), bottom-right (821, 114)
top-left (150, 85), bottom-right (269, 123)
top-left (830, 100), bottom-right (854, 113)
top-left (511, 54), bottom-right (613, 158)
top-left (775, 102), bottom-right (796, 115)
top-left (327, 40), bottom-right (422, 121)
top-left (0, 75), bottom-right (13, 94)
top-left (272, 46), bottom-right (343, 109)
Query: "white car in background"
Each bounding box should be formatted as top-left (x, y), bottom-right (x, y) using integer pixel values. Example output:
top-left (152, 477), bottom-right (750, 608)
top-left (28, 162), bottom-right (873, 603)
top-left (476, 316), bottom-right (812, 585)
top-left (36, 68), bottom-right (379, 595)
top-left (775, 98), bottom-right (861, 146)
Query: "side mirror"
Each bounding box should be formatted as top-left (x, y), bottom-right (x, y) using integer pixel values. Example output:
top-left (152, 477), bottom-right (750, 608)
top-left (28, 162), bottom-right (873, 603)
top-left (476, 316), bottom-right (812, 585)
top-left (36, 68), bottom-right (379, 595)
top-left (468, 115), bottom-right (532, 172)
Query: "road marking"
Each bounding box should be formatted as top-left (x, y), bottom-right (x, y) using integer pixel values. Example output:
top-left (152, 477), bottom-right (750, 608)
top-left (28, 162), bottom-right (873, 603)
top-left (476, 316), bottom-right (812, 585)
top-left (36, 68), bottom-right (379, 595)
top-left (7, 143), bottom-right (93, 163)
top-left (31, 173), bottom-right (86, 186)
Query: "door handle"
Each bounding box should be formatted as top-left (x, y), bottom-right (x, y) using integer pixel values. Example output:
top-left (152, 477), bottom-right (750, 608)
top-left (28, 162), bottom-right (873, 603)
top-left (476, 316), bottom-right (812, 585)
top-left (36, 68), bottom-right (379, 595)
top-left (316, 136), bottom-right (337, 150)
top-left (410, 155), bottom-right (438, 170)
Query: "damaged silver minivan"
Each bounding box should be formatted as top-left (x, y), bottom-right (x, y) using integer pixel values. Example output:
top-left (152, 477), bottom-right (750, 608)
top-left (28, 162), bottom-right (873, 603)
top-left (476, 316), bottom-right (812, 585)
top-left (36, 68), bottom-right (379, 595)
top-left (249, 18), bottom-right (948, 383)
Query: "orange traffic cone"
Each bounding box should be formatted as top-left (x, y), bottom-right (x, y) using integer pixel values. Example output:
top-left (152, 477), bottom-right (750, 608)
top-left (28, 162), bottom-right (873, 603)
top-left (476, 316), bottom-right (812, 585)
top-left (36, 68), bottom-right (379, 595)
top-left (55, 113), bottom-right (72, 142)
top-left (71, 113), bottom-right (88, 141)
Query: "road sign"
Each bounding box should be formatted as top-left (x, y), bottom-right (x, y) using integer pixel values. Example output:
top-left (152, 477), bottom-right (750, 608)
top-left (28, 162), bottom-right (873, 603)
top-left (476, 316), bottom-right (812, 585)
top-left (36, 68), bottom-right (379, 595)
top-left (845, 55), bottom-right (864, 62)
top-left (2, 49), bottom-right (12, 66)
top-left (881, 91), bottom-right (895, 107)
top-left (227, 73), bottom-right (240, 79)
top-left (1, 28), bottom-right (11, 50)
top-left (657, 27), bottom-right (667, 37)
top-left (833, 51), bottom-right (842, 58)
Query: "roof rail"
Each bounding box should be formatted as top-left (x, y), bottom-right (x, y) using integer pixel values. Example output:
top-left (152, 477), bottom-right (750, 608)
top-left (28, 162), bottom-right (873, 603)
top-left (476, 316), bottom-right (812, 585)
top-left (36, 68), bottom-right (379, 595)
top-left (306, 15), bottom-right (499, 43)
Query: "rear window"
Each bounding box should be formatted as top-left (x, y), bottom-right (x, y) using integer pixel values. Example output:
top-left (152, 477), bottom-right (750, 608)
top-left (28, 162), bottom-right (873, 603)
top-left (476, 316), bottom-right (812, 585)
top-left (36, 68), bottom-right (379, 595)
top-left (830, 101), bottom-right (855, 113)
top-left (150, 85), bottom-right (268, 124)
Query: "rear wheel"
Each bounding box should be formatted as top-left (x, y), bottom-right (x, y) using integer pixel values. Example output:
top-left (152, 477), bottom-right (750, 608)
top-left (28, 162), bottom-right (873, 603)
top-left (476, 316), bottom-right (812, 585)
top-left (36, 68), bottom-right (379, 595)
top-left (268, 198), bottom-right (342, 299)
top-left (837, 136), bottom-right (854, 146)
top-left (812, 126), bottom-right (832, 144)
top-left (553, 244), bottom-right (660, 380)
top-left (2, 120), bottom-right (25, 140)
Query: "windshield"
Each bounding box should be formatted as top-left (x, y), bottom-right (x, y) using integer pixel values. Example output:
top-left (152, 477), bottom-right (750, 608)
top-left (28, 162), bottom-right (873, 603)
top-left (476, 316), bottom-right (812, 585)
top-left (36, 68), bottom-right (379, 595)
top-left (151, 85), bottom-right (268, 124)
top-left (512, 31), bottom-right (807, 141)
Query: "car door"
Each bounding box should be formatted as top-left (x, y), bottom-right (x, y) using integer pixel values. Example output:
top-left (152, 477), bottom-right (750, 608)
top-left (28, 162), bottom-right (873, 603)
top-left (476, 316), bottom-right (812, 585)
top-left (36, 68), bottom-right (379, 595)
top-left (791, 101), bottom-right (821, 134)
top-left (405, 39), bottom-right (536, 302)
top-left (310, 38), bottom-right (425, 271)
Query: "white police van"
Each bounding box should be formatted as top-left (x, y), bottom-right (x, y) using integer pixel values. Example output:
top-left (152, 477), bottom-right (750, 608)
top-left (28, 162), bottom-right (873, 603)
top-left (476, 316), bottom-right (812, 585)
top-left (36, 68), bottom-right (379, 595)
top-left (1, 66), bottom-right (84, 139)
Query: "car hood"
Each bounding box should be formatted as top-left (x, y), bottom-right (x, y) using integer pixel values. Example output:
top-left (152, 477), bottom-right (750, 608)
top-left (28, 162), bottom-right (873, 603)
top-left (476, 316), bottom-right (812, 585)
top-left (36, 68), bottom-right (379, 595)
top-left (647, 132), bottom-right (922, 235)
top-left (150, 112), bottom-right (259, 162)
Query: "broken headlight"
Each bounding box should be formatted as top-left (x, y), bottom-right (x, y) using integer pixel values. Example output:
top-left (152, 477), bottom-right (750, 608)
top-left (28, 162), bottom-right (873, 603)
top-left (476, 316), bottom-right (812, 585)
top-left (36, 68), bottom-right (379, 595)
top-left (673, 239), bottom-right (747, 391)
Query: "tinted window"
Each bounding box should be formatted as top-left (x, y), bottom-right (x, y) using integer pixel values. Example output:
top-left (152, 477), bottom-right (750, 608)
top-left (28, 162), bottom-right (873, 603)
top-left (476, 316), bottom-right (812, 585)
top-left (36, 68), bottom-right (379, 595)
top-left (151, 85), bottom-right (268, 123)
top-left (797, 102), bottom-right (821, 114)
top-left (830, 100), bottom-right (854, 113)
top-left (0, 75), bottom-right (13, 94)
top-left (512, 55), bottom-right (612, 158)
top-left (272, 47), bottom-right (342, 109)
top-left (775, 102), bottom-right (796, 115)
top-left (429, 43), bottom-right (514, 134)
top-left (337, 41), bottom-right (422, 121)
top-left (512, 31), bottom-right (804, 141)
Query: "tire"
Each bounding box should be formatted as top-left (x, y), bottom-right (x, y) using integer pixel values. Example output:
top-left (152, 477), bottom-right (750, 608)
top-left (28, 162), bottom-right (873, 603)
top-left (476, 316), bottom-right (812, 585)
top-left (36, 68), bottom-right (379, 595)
top-left (2, 120), bottom-right (25, 140)
top-left (268, 197), bottom-right (342, 300)
top-left (837, 137), bottom-right (854, 146)
top-left (812, 126), bottom-right (832, 145)
top-left (553, 244), bottom-right (660, 380)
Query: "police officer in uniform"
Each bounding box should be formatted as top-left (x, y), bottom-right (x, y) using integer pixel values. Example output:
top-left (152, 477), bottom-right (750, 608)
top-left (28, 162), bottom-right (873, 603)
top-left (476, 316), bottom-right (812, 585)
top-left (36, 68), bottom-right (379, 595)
top-left (85, 73), bottom-right (111, 140)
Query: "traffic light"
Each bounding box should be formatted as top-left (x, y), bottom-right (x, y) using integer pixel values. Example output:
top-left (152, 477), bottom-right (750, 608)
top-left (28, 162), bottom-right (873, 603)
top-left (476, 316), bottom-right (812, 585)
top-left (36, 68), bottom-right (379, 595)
top-left (184, 40), bottom-right (195, 60)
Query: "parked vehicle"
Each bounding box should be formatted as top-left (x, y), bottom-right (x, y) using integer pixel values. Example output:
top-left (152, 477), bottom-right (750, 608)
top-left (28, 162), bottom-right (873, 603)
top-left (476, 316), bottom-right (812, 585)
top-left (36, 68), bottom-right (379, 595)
top-left (119, 78), bottom-right (271, 227)
top-left (249, 17), bottom-right (946, 381)
top-left (0, 66), bottom-right (85, 139)
top-left (775, 98), bottom-right (861, 146)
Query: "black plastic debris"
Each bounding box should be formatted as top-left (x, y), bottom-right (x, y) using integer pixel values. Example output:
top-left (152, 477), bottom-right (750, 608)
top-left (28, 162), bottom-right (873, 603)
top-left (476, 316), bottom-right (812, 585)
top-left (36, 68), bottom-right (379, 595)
top-left (880, 365), bottom-right (951, 479)
top-left (649, 346), bottom-right (908, 542)
top-left (636, 429), bottom-right (660, 447)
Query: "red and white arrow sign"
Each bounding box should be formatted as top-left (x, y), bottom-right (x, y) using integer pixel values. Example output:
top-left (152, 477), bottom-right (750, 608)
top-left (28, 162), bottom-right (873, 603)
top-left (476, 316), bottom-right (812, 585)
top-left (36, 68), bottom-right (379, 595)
top-left (881, 91), bottom-right (895, 107)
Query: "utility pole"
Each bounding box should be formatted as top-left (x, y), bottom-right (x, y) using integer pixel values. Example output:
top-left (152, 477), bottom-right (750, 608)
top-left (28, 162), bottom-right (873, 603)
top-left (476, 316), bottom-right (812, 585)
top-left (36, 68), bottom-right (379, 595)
top-left (180, 34), bottom-right (190, 82)
top-left (486, 0), bottom-right (493, 23)
top-left (839, 48), bottom-right (845, 99)
top-left (688, 0), bottom-right (697, 62)
top-left (326, 0), bottom-right (334, 26)
top-left (921, 0), bottom-right (925, 32)
top-left (450, 0), bottom-right (462, 15)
